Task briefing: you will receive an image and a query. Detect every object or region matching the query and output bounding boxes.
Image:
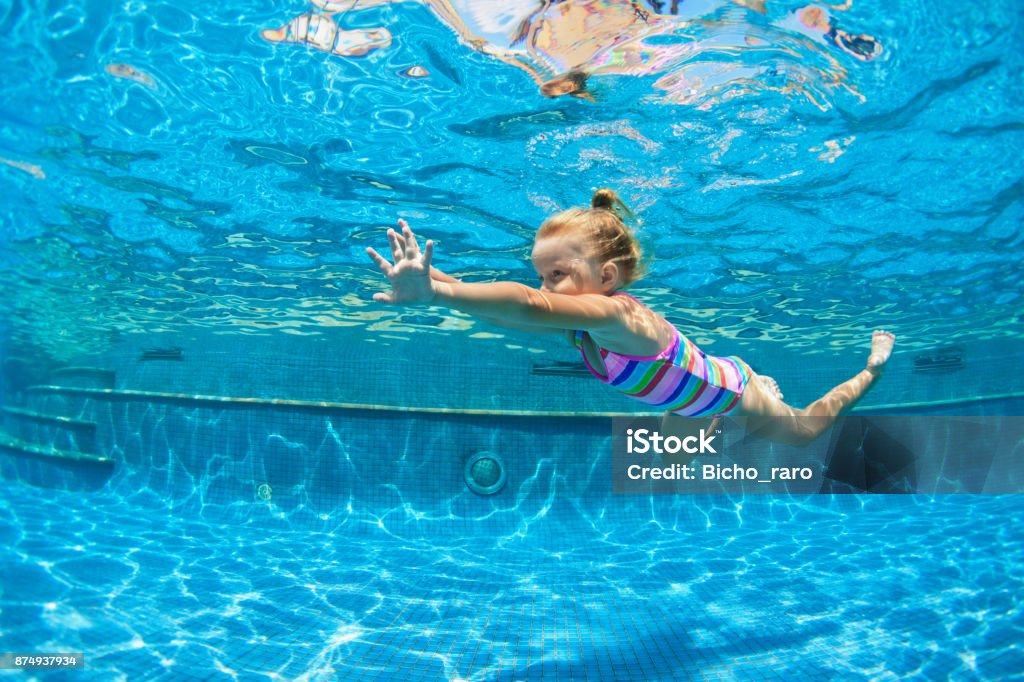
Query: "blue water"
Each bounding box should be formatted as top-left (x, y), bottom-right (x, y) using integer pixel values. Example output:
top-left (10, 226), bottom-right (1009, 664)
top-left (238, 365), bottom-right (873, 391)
top-left (1, 0), bottom-right (1021, 360)
top-left (1, 0), bottom-right (1023, 679)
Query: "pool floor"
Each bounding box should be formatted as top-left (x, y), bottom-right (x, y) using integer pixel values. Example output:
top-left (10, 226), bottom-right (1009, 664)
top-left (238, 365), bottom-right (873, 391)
top-left (2, 481), bottom-right (1022, 681)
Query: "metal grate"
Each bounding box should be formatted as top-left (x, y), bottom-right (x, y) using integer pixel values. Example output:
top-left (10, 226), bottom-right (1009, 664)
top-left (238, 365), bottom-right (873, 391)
top-left (529, 361), bottom-right (590, 377)
top-left (913, 346), bottom-right (965, 374)
top-left (140, 347), bottom-right (183, 361)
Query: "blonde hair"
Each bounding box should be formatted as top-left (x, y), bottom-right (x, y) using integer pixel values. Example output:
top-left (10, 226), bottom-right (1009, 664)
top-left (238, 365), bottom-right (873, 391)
top-left (537, 188), bottom-right (645, 286)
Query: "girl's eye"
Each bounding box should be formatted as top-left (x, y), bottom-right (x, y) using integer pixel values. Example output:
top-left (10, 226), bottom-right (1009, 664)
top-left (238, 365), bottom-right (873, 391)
top-left (552, 271), bottom-right (564, 279)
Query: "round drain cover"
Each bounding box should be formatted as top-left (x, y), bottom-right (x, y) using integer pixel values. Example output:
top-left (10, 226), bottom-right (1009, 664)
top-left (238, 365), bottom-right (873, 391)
top-left (464, 451), bottom-right (507, 495)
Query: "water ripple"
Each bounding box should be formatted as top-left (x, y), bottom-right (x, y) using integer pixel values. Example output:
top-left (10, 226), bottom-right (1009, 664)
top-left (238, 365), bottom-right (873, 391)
top-left (0, 0), bottom-right (1021, 365)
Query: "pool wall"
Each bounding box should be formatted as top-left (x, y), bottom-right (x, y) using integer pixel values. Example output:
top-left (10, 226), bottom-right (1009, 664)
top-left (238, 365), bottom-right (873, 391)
top-left (1, 330), bottom-right (1022, 521)
top-left (3, 367), bottom-right (1022, 540)
top-left (8, 328), bottom-right (1023, 413)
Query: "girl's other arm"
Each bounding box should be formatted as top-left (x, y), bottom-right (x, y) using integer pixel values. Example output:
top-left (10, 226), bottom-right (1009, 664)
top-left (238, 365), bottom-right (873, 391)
top-left (429, 266), bottom-right (461, 284)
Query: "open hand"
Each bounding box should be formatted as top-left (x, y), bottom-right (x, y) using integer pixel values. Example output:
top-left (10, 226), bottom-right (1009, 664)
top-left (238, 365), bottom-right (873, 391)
top-left (366, 219), bottom-right (436, 304)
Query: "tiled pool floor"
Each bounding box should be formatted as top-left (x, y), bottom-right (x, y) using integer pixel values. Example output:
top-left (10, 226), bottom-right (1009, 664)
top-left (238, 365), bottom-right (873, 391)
top-left (2, 481), bottom-right (1022, 681)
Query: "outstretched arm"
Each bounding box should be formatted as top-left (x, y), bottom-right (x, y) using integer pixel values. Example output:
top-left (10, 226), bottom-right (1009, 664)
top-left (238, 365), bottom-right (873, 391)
top-left (430, 279), bottom-right (620, 330)
top-left (429, 267), bottom-right (562, 335)
top-left (367, 220), bottom-right (625, 332)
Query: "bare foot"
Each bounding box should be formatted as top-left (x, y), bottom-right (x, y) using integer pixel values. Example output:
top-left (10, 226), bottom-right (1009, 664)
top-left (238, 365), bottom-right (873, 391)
top-left (867, 330), bottom-right (895, 374)
top-left (261, 27), bottom-right (288, 42)
top-left (757, 375), bottom-right (784, 400)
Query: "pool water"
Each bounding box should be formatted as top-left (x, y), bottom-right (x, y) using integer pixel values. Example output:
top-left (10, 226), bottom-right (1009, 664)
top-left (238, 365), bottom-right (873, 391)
top-left (1, 0), bottom-right (1023, 679)
top-left (1, 0), bottom-right (1021, 360)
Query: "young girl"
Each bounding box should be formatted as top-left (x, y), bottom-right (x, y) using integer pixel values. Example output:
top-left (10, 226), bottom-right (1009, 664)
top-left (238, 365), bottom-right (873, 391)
top-left (366, 189), bottom-right (895, 449)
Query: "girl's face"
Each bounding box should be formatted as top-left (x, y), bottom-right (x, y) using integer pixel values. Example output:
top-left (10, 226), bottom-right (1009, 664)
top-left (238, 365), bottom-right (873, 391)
top-left (540, 76), bottom-right (580, 98)
top-left (532, 234), bottom-right (614, 295)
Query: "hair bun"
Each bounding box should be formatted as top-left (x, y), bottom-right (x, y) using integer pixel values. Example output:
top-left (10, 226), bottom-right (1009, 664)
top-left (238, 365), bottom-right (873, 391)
top-left (591, 188), bottom-right (618, 210)
top-left (590, 188), bottom-right (635, 222)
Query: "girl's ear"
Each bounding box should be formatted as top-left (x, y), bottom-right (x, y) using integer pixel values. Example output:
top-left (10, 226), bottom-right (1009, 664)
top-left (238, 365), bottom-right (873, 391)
top-left (600, 261), bottom-right (620, 291)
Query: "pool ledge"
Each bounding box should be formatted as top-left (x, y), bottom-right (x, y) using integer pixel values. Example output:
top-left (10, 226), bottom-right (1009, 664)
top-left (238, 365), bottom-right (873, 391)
top-left (0, 431), bottom-right (113, 466)
top-left (25, 384), bottom-right (1024, 417)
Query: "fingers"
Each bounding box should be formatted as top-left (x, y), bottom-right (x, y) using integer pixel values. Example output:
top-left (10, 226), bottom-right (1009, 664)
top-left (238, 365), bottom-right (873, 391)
top-left (422, 239), bottom-right (433, 267)
top-left (395, 219), bottom-right (411, 257)
top-left (387, 229), bottom-right (403, 262)
top-left (402, 222), bottom-right (420, 258)
top-left (386, 228), bottom-right (406, 262)
top-left (365, 247), bottom-right (393, 275)
top-left (388, 220), bottom-right (417, 261)
top-left (369, 219), bottom-right (432, 305)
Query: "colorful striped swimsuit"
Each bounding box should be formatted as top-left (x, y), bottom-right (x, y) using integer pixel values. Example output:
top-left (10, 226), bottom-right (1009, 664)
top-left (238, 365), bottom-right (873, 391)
top-left (573, 295), bottom-right (752, 417)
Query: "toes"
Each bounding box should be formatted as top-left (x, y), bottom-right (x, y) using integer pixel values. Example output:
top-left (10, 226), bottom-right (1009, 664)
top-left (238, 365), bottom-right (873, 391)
top-left (757, 376), bottom-right (783, 400)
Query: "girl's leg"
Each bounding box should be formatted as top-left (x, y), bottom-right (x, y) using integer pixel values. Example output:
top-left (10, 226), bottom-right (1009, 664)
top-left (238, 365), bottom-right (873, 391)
top-left (738, 330), bottom-right (895, 447)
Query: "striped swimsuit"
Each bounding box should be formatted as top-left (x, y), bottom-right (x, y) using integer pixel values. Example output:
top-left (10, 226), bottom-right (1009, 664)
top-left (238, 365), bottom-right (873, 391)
top-left (573, 295), bottom-right (752, 417)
